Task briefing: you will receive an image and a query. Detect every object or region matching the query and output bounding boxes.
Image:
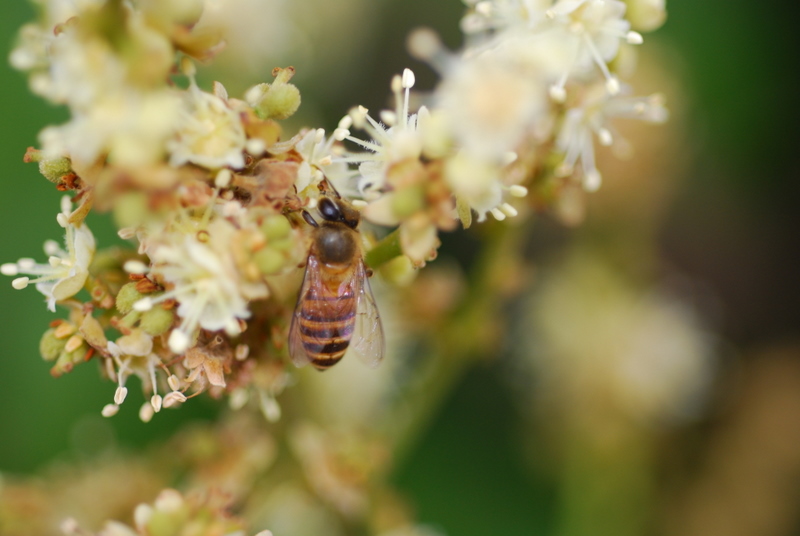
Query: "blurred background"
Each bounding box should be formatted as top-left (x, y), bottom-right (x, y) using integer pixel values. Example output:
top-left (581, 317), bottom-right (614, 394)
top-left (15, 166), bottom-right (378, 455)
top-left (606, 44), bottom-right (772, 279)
top-left (1, 1), bottom-right (799, 535)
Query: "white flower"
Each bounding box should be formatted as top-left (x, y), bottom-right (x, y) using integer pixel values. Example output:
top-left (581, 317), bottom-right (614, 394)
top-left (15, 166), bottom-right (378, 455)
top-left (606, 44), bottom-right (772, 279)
top-left (136, 218), bottom-right (268, 353)
top-left (460, 0), bottom-right (643, 100)
top-left (2, 197), bottom-right (95, 311)
top-left (436, 43), bottom-right (551, 160)
top-left (40, 90), bottom-right (182, 167)
top-left (167, 83), bottom-right (247, 170)
top-left (272, 128), bottom-right (353, 194)
top-left (461, 0), bottom-right (552, 38)
top-left (545, 0), bottom-right (643, 99)
top-left (555, 82), bottom-right (667, 190)
top-left (335, 69), bottom-right (432, 197)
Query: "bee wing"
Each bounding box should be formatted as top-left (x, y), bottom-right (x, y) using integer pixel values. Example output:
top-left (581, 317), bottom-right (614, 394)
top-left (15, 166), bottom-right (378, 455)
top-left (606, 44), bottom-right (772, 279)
top-left (288, 255), bottom-right (322, 368)
top-left (349, 260), bottom-right (385, 368)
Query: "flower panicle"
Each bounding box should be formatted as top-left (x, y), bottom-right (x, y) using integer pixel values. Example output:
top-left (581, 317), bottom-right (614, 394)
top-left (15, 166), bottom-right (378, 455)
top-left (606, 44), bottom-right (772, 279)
top-left (4, 0), bottom-right (669, 415)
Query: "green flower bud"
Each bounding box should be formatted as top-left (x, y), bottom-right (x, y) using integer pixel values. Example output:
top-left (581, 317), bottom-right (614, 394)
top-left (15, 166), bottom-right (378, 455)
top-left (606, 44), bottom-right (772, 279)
top-left (147, 511), bottom-right (187, 536)
top-left (261, 214), bottom-right (292, 241)
top-left (39, 157), bottom-right (74, 184)
top-left (40, 329), bottom-right (67, 362)
top-left (140, 306), bottom-right (175, 336)
top-left (270, 236), bottom-right (295, 252)
top-left (248, 67), bottom-right (301, 120)
top-left (116, 282), bottom-right (144, 315)
top-left (254, 248), bottom-right (286, 275)
top-left (51, 341), bottom-right (88, 377)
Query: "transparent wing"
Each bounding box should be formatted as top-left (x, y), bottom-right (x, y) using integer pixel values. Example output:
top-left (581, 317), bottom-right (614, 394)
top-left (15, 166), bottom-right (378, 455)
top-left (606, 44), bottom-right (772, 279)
top-left (349, 260), bottom-right (385, 368)
top-left (288, 255), bottom-right (322, 368)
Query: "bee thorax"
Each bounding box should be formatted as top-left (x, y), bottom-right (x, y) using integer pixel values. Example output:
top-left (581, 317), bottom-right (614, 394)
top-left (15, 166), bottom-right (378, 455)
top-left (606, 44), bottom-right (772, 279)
top-left (314, 226), bottom-right (357, 266)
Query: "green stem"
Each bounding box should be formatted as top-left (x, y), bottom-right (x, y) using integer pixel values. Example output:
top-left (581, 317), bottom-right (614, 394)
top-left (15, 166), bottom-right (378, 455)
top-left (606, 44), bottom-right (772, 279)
top-left (365, 229), bottom-right (402, 269)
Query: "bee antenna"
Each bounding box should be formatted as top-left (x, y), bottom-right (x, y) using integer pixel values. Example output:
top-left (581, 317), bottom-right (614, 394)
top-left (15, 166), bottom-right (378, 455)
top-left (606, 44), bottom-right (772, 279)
top-left (321, 177), bottom-right (342, 199)
top-left (302, 210), bottom-right (318, 228)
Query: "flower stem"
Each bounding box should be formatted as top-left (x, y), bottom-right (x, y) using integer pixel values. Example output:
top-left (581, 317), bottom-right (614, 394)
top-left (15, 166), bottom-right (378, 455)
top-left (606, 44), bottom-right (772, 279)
top-left (365, 229), bottom-right (402, 269)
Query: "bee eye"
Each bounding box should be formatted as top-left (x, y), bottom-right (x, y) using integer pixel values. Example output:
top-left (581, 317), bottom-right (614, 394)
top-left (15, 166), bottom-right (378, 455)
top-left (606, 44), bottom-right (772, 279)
top-left (318, 197), bottom-right (342, 222)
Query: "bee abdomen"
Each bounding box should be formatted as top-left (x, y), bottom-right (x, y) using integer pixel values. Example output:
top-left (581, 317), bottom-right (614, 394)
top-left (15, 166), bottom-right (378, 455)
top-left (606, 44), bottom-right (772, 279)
top-left (298, 315), bottom-right (356, 370)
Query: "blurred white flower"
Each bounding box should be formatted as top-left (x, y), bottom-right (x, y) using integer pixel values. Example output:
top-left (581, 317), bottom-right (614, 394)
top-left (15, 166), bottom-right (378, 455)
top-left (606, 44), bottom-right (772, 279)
top-left (528, 253), bottom-right (715, 425)
top-left (2, 197), bottom-right (95, 311)
top-left (136, 218), bottom-right (267, 353)
top-left (168, 82), bottom-right (247, 170)
top-left (555, 82), bottom-right (668, 190)
top-left (336, 69), bottom-right (430, 197)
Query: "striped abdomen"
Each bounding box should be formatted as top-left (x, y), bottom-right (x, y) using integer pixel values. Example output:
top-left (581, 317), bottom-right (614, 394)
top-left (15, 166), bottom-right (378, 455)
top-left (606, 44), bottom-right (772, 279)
top-left (298, 287), bottom-right (356, 370)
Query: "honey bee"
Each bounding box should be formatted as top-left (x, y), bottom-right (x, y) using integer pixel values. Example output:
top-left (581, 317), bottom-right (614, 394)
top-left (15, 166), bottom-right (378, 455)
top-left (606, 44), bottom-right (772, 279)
top-left (288, 189), bottom-right (385, 370)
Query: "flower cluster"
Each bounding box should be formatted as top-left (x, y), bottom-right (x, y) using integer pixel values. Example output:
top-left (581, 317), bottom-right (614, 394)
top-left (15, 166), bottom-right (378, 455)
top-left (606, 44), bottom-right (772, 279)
top-left (59, 488), bottom-right (271, 536)
top-left (4, 0), bottom-right (668, 421)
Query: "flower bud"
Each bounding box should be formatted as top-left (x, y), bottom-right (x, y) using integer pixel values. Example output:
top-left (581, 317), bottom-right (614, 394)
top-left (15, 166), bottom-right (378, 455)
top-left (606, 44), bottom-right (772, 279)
top-left (39, 328), bottom-right (67, 361)
top-left (140, 306), bottom-right (175, 336)
top-left (116, 282), bottom-right (145, 315)
top-left (254, 248), bottom-right (286, 275)
top-left (260, 215), bottom-right (292, 241)
top-left (249, 67), bottom-right (301, 120)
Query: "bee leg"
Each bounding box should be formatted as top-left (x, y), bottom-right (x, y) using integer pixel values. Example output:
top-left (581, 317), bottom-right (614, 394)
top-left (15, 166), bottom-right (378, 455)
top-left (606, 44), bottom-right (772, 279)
top-left (302, 210), bottom-right (319, 228)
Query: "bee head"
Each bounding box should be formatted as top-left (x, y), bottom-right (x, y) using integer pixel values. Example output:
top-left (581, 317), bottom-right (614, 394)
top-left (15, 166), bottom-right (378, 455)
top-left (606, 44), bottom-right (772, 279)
top-left (318, 197), bottom-right (360, 229)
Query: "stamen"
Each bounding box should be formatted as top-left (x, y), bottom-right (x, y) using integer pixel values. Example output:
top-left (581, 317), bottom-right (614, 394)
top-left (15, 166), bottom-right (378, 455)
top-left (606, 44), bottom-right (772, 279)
top-left (597, 128), bottom-right (613, 146)
top-left (235, 344), bottom-right (250, 361)
top-left (124, 260), bottom-right (149, 274)
top-left (245, 138), bottom-right (266, 156)
top-left (12, 277), bottom-right (30, 289)
top-left (168, 374), bottom-right (182, 391)
top-left (114, 386), bottom-right (128, 405)
top-left (139, 401), bottom-right (154, 423)
top-left (508, 185), bottom-right (529, 197)
top-left (500, 203), bottom-right (518, 218)
top-left (150, 394), bottom-right (163, 412)
top-left (214, 169), bottom-right (232, 189)
top-left (168, 329), bottom-right (191, 354)
top-left (101, 404), bottom-right (119, 418)
top-left (133, 297), bottom-right (154, 312)
top-left (626, 31), bottom-right (643, 45)
top-left (490, 208), bottom-right (506, 221)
